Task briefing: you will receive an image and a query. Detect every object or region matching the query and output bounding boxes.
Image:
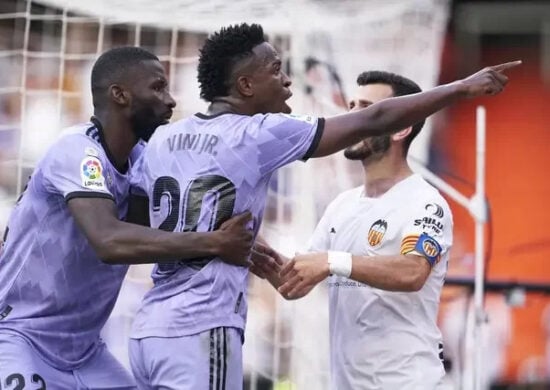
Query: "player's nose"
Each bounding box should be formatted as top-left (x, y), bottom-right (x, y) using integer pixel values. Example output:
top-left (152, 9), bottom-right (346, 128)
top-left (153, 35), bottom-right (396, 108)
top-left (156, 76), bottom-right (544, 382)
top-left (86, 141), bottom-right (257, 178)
top-left (282, 71), bottom-right (292, 88)
top-left (166, 93), bottom-right (176, 109)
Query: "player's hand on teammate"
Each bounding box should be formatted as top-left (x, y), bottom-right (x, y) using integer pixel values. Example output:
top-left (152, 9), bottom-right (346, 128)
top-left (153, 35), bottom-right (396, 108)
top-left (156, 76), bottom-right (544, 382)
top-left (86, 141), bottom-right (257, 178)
top-left (456, 60), bottom-right (522, 98)
top-left (216, 211), bottom-right (254, 267)
top-left (249, 240), bottom-right (284, 280)
top-left (278, 252), bottom-right (330, 299)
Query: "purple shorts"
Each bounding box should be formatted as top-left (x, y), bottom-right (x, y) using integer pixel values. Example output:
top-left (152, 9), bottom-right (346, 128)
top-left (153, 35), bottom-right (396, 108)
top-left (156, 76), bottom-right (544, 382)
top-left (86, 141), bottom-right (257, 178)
top-left (0, 333), bottom-right (136, 389)
top-left (129, 327), bottom-right (243, 390)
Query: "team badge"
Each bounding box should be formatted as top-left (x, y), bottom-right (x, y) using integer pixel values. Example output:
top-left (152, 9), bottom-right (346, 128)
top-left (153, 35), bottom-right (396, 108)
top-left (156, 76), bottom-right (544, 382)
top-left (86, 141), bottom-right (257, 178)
top-left (81, 156), bottom-right (105, 189)
top-left (414, 233), bottom-right (442, 266)
top-left (367, 219), bottom-right (387, 246)
top-left (422, 238), bottom-right (440, 257)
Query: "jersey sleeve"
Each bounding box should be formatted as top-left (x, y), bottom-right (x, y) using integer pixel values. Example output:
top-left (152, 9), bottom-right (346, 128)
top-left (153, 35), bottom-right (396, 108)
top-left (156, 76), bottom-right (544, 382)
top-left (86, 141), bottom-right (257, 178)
top-left (399, 197), bottom-right (453, 267)
top-left (250, 113), bottom-right (324, 175)
top-left (41, 135), bottom-right (114, 201)
top-left (128, 153), bottom-right (148, 198)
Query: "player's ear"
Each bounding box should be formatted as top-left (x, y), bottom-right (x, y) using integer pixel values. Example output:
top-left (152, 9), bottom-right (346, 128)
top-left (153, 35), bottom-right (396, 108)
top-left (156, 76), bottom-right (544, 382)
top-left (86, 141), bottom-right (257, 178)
top-left (109, 84), bottom-right (130, 106)
top-left (391, 126), bottom-right (412, 142)
top-left (236, 75), bottom-right (254, 98)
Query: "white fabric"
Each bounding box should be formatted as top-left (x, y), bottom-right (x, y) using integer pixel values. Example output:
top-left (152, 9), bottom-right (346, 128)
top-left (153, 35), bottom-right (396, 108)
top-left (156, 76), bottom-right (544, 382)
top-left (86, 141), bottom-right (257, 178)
top-left (308, 174), bottom-right (453, 390)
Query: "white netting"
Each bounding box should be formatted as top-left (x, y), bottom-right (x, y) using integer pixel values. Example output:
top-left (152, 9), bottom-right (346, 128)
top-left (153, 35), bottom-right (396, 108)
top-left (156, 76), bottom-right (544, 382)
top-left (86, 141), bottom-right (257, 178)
top-left (0, 0), bottom-right (450, 388)
top-left (34, 0), bottom-right (441, 33)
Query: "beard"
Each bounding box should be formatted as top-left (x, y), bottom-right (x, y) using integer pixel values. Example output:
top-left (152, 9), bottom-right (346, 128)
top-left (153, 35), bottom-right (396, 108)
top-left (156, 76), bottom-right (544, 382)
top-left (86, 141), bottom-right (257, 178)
top-left (130, 104), bottom-right (165, 142)
top-left (344, 135), bottom-right (391, 161)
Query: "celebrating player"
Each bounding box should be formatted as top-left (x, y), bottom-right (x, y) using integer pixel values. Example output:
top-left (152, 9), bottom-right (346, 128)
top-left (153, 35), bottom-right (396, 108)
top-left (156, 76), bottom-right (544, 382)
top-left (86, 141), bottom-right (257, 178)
top-left (127, 23), bottom-right (519, 389)
top-left (0, 47), bottom-right (253, 389)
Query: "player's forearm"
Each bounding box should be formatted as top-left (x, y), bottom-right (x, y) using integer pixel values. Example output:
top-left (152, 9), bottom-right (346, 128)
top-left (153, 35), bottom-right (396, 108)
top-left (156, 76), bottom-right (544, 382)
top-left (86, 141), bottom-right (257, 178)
top-left (360, 82), bottom-right (464, 137)
top-left (350, 254), bottom-right (429, 292)
top-left (96, 222), bottom-right (219, 264)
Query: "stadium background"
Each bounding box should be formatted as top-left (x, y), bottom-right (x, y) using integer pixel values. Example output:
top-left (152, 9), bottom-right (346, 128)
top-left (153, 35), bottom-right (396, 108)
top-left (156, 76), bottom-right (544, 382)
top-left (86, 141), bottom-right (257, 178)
top-left (0, 0), bottom-right (549, 388)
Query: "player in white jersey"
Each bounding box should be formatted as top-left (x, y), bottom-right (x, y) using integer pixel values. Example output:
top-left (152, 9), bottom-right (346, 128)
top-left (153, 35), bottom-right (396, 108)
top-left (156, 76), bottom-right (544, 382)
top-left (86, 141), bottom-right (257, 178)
top-left (269, 71), bottom-right (453, 389)
top-left (128, 23), bottom-right (520, 390)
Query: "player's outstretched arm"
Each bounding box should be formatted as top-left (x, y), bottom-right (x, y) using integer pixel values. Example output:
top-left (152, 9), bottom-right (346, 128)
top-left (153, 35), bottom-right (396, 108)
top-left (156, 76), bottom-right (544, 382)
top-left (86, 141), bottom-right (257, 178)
top-left (278, 253), bottom-right (431, 299)
top-left (68, 197), bottom-right (253, 265)
top-left (311, 61), bottom-right (521, 157)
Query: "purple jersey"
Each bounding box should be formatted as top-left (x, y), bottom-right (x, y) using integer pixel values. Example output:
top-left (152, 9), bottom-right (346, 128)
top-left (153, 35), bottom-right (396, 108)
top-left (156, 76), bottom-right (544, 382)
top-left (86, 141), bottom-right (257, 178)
top-left (130, 112), bottom-right (323, 338)
top-left (0, 119), bottom-right (143, 370)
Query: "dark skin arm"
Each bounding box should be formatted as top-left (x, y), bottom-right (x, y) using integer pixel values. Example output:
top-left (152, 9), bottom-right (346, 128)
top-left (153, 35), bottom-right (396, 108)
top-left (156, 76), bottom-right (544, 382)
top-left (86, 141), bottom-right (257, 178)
top-left (312, 61), bottom-right (521, 157)
top-left (68, 197), bottom-right (253, 265)
top-left (126, 194), bottom-right (150, 226)
top-left (249, 238), bottom-right (286, 289)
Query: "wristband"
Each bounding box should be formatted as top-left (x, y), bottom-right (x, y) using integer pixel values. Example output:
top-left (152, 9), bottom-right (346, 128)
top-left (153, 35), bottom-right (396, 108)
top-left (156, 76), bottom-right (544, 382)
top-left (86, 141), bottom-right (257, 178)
top-left (327, 251), bottom-right (352, 277)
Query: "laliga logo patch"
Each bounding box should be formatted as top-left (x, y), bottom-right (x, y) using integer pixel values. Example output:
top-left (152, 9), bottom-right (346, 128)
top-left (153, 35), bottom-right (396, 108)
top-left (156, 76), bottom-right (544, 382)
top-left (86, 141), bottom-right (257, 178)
top-left (367, 219), bottom-right (387, 246)
top-left (81, 156), bottom-right (105, 189)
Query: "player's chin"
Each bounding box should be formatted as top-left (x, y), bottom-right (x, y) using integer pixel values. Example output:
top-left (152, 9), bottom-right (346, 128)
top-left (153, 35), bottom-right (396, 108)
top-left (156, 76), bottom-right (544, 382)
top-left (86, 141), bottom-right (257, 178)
top-left (281, 102), bottom-right (292, 114)
top-left (344, 147), bottom-right (369, 161)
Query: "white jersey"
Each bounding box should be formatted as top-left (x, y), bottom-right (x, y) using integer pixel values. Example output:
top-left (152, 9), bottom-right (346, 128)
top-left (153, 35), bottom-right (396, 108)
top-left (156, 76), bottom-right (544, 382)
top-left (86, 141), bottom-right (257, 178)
top-left (308, 174), bottom-right (453, 390)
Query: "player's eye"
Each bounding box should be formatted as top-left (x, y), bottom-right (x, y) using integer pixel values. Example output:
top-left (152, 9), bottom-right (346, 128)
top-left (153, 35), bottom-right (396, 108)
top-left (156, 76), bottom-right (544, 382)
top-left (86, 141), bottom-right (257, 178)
top-left (152, 81), bottom-right (167, 92)
top-left (349, 102), bottom-right (355, 110)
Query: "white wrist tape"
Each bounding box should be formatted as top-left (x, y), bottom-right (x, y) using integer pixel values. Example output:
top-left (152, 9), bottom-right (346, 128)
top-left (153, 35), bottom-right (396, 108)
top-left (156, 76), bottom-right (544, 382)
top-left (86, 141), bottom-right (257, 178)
top-left (327, 251), bottom-right (352, 278)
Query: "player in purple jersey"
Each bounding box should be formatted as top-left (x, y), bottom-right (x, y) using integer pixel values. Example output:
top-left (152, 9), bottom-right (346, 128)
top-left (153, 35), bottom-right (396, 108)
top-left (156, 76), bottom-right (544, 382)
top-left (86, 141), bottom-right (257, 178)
top-left (127, 23), bottom-right (519, 390)
top-left (0, 46), bottom-right (253, 389)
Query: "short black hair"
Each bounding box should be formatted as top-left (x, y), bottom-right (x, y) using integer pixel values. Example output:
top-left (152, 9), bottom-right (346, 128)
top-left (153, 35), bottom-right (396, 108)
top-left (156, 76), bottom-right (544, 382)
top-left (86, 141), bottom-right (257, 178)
top-left (356, 71), bottom-right (424, 153)
top-left (91, 46), bottom-right (159, 109)
top-left (197, 23), bottom-right (266, 102)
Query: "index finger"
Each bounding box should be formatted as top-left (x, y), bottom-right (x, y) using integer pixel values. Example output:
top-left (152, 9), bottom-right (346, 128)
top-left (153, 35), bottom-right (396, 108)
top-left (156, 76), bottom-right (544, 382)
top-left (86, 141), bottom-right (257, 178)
top-left (279, 259), bottom-right (296, 279)
top-left (490, 60), bottom-right (522, 73)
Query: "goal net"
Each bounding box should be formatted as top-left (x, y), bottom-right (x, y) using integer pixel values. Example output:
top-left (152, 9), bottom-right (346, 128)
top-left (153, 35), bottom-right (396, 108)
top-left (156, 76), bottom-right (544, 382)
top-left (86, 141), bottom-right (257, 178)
top-left (0, 0), bottom-right (450, 388)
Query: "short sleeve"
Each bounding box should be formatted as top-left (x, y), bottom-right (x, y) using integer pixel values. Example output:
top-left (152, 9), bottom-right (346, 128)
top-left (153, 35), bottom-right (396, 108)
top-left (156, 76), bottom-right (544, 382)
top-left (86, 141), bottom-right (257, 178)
top-left (129, 154), bottom-right (147, 197)
top-left (399, 198), bottom-right (453, 267)
top-left (40, 135), bottom-right (114, 202)
top-left (250, 113), bottom-right (324, 175)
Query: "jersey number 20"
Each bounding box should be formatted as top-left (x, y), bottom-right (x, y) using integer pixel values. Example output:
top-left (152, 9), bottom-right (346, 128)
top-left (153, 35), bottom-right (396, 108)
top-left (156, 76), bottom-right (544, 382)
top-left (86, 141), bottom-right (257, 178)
top-left (152, 174), bottom-right (236, 270)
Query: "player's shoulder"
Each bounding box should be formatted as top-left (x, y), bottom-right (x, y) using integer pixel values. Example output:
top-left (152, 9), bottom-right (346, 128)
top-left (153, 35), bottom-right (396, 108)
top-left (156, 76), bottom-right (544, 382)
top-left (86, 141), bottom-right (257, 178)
top-left (158, 113), bottom-right (245, 136)
top-left (54, 121), bottom-right (102, 149)
top-left (37, 122), bottom-right (106, 169)
top-left (259, 112), bottom-right (318, 126)
top-left (406, 174), bottom-right (452, 216)
top-left (325, 186), bottom-right (362, 213)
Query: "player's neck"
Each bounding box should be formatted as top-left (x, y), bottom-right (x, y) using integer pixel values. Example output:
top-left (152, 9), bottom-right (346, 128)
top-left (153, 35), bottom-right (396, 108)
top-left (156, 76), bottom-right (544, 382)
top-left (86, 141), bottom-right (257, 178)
top-left (207, 98), bottom-right (257, 116)
top-left (93, 113), bottom-right (136, 171)
top-left (361, 154), bottom-right (413, 198)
